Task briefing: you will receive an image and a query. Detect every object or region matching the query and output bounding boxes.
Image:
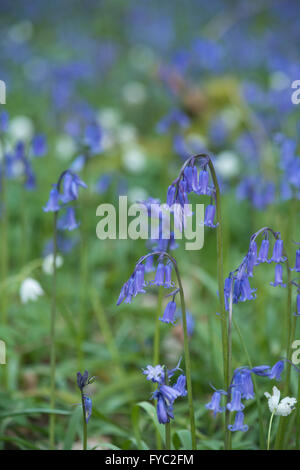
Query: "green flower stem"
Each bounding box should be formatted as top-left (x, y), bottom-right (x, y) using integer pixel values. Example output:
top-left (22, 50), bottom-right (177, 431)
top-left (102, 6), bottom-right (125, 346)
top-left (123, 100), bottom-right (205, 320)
top-left (207, 159), bottom-right (229, 389)
top-left (267, 410), bottom-right (276, 450)
top-left (165, 367), bottom-right (171, 450)
top-left (49, 211), bottom-right (58, 448)
top-left (233, 317), bottom-right (265, 449)
top-left (172, 258), bottom-right (196, 450)
top-left (0, 135), bottom-right (8, 389)
top-left (296, 374), bottom-right (300, 448)
top-left (143, 251), bottom-right (196, 449)
top-left (154, 287), bottom-right (163, 450)
top-left (81, 393), bottom-right (88, 450)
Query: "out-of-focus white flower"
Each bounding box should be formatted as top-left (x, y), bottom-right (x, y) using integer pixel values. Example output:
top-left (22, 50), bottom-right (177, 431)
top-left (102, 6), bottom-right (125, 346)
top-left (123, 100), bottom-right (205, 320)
top-left (129, 45), bottom-right (156, 72)
top-left (215, 151), bottom-right (240, 179)
top-left (122, 146), bottom-right (147, 173)
top-left (122, 81), bottom-right (147, 105)
top-left (9, 116), bottom-right (34, 141)
top-left (97, 108), bottom-right (121, 131)
top-left (55, 135), bottom-right (76, 161)
top-left (128, 187), bottom-right (148, 203)
top-left (8, 21), bottom-right (33, 43)
top-left (20, 278), bottom-right (44, 304)
top-left (42, 254), bottom-right (64, 275)
top-left (220, 107), bottom-right (241, 131)
top-left (265, 386), bottom-right (297, 416)
top-left (117, 124), bottom-right (138, 146)
top-left (270, 71), bottom-right (290, 91)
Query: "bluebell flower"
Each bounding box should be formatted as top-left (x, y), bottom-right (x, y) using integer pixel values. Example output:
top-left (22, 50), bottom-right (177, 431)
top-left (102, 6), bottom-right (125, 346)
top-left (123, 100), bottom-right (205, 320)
top-left (291, 249), bottom-right (300, 272)
top-left (77, 370), bottom-right (89, 390)
top-left (144, 362), bottom-right (187, 424)
top-left (58, 207), bottom-right (80, 231)
top-left (142, 365), bottom-right (164, 384)
top-left (23, 160), bottom-right (36, 190)
top-left (205, 390), bottom-right (226, 416)
top-left (204, 204), bottom-right (217, 228)
top-left (164, 263), bottom-right (173, 287)
top-left (154, 261), bottom-right (165, 286)
top-left (116, 264), bottom-right (146, 305)
top-left (145, 255), bottom-right (155, 273)
top-left (270, 264), bottom-right (286, 287)
top-left (232, 369), bottom-right (254, 400)
top-left (270, 239), bottom-right (286, 263)
top-left (294, 293), bottom-right (300, 317)
top-left (268, 360), bottom-right (284, 381)
top-left (228, 411), bottom-right (248, 432)
top-left (246, 241), bottom-right (257, 277)
top-left (227, 389), bottom-right (244, 412)
top-left (60, 171), bottom-right (87, 204)
top-left (173, 375), bottom-right (187, 396)
top-left (197, 170), bottom-right (209, 195)
top-left (83, 395), bottom-right (92, 423)
top-left (224, 276), bottom-right (234, 311)
top-left (160, 301), bottom-right (177, 325)
top-left (183, 166), bottom-right (194, 193)
top-left (256, 239), bottom-right (270, 264)
top-left (43, 185), bottom-right (61, 212)
top-left (251, 365), bottom-right (271, 376)
top-left (180, 311), bottom-right (195, 337)
top-left (166, 185), bottom-right (176, 206)
top-left (70, 155), bottom-right (86, 173)
top-left (31, 134), bottom-right (47, 157)
top-left (239, 275), bottom-right (256, 302)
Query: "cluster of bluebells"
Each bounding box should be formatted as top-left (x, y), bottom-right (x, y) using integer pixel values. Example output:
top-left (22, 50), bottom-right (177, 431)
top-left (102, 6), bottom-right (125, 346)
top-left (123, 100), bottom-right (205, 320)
top-left (0, 110), bottom-right (47, 192)
top-left (76, 370), bottom-right (94, 423)
top-left (166, 156), bottom-right (218, 230)
top-left (143, 361), bottom-right (187, 424)
top-left (117, 254), bottom-right (175, 305)
top-left (206, 360), bottom-right (285, 432)
top-left (224, 229), bottom-right (288, 310)
top-left (43, 169), bottom-right (87, 231)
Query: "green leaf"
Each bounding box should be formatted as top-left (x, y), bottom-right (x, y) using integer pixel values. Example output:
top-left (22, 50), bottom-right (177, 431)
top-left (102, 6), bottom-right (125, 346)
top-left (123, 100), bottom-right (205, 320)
top-left (136, 401), bottom-right (165, 444)
top-left (173, 429), bottom-right (193, 450)
top-left (63, 406), bottom-right (82, 450)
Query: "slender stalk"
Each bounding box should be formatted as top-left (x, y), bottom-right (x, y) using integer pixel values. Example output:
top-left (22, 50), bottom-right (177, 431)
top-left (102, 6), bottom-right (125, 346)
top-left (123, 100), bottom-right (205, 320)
top-left (154, 287), bottom-right (163, 450)
top-left (224, 287), bottom-right (233, 450)
top-left (81, 393), bottom-right (88, 451)
top-left (0, 135), bottom-right (8, 389)
top-left (172, 260), bottom-right (196, 449)
top-left (233, 317), bottom-right (265, 449)
top-left (49, 212), bottom-right (58, 448)
top-left (208, 159), bottom-right (229, 390)
top-left (165, 366), bottom-right (171, 450)
top-left (267, 410), bottom-right (275, 450)
top-left (296, 374), bottom-right (300, 448)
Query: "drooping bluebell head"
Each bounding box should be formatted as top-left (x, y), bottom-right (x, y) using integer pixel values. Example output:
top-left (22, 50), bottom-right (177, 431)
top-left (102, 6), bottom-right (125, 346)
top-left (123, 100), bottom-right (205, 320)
top-left (270, 239), bottom-right (286, 263)
top-left (227, 388), bottom-right (244, 412)
top-left (205, 390), bottom-right (226, 417)
top-left (270, 264), bottom-right (286, 287)
top-left (57, 206), bottom-right (80, 231)
top-left (291, 249), bottom-right (300, 272)
top-left (232, 369), bottom-right (255, 400)
top-left (43, 184), bottom-right (61, 212)
top-left (83, 395), bottom-right (92, 423)
top-left (197, 170), bottom-right (209, 195)
top-left (268, 360), bottom-right (284, 381)
top-left (204, 204), bottom-right (217, 228)
top-left (173, 375), bottom-right (187, 397)
top-left (60, 171), bottom-right (87, 204)
top-left (228, 411), bottom-right (248, 432)
top-left (246, 241), bottom-right (257, 277)
top-left (256, 239), bottom-right (270, 264)
top-left (160, 300), bottom-right (177, 325)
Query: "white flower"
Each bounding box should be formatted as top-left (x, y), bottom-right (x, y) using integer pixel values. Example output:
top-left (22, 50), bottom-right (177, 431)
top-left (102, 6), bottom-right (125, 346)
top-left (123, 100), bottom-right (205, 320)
top-left (97, 108), bottom-right (121, 131)
top-left (121, 81), bottom-right (147, 105)
top-left (215, 151), bottom-right (240, 179)
top-left (122, 146), bottom-right (147, 173)
top-left (55, 135), bottom-right (76, 161)
top-left (9, 116), bottom-right (34, 141)
top-left (20, 278), bottom-right (44, 304)
top-left (42, 254), bottom-right (63, 275)
top-left (265, 386), bottom-right (297, 416)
